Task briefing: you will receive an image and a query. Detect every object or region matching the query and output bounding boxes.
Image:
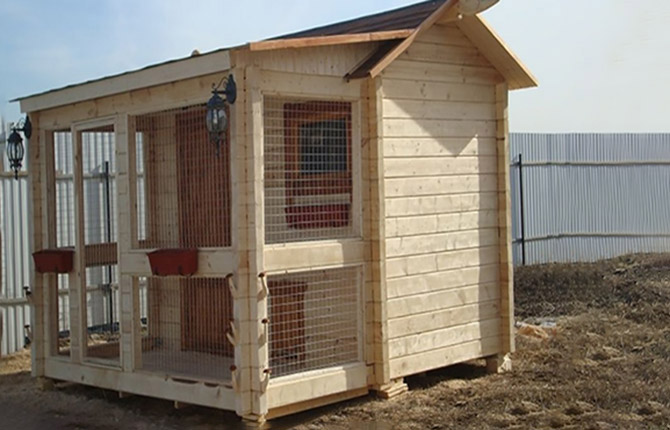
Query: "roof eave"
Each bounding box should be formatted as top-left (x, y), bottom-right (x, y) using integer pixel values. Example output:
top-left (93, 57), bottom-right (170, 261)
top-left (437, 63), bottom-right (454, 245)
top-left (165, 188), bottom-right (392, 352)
top-left (14, 48), bottom-right (237, 113)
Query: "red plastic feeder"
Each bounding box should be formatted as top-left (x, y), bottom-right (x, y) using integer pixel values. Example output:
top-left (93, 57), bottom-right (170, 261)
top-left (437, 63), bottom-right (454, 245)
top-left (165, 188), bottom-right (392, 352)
top-left (33, 248), bottom-right (75, 274)
top-left (147, 248), bottom-right (198, 276)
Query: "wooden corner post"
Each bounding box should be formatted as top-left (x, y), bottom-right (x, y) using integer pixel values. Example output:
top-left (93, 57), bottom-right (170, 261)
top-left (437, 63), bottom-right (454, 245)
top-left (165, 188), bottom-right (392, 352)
top-left (244, 65), bottom-right (269, 424)
top-left (490, 82), bottom-right (514, 373)
top-left (366, 77), bottom-right (400, 396)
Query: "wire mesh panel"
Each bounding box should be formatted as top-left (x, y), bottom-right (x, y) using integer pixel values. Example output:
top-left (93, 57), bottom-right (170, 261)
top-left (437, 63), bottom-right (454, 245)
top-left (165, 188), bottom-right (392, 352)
top-left (139, 276), bottom-right (233, 382)
top-left (80, 126), bottom-right (120, 363)
top-left (54, 131), bottom-right (73, 356)
top-left (267, 266), bottom-right (361, 378)
top-left (264, 98), bottom-right (354, 244)
top-left (133, 105), bottom-right (231, 249)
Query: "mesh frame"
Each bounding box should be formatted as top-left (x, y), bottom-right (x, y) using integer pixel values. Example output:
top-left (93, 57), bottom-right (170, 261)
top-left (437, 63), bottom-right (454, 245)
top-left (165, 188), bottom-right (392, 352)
top-left (267, 266), bottom-right (363, 378)
top-left (133, 105), bottom-right (232, 250)
top-left (139, 276), bottom-right (234, 382)
top-left (79, 125), bottom-right (120, 363)
top-left (264, 97), bottom-right (357, 244)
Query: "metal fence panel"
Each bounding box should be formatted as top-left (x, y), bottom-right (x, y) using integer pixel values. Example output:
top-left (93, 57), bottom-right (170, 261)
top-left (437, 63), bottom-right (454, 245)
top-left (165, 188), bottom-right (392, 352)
top-left (510, 133), bottom-right (670, 265)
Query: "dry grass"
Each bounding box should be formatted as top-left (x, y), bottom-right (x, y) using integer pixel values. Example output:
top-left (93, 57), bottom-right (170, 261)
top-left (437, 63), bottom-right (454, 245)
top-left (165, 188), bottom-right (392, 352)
top-left (1, 253), bottom-right (670, 429)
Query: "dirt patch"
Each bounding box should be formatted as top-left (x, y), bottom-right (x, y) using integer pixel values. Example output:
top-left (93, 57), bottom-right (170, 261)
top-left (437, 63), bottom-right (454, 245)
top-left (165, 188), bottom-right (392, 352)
top-left (2, 253), bottom-right (670, 429)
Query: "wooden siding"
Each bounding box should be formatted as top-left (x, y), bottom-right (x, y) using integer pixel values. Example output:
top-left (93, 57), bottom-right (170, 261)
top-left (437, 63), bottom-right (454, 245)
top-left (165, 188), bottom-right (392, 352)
top-left (381, 24), bottom-right (503, 378)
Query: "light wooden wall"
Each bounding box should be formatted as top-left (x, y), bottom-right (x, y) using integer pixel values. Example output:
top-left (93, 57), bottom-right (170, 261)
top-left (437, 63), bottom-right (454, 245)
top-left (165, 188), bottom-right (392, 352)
top-left (380, 24), bottom-right (505, 379)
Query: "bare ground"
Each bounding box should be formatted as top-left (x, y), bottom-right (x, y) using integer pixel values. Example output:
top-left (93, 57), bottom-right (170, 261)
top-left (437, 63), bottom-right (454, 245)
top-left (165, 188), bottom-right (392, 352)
top-left (2, 253), bottom-right (670, 429)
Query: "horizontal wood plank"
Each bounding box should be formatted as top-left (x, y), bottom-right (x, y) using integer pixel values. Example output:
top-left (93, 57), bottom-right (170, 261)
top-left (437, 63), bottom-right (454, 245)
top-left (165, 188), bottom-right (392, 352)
top-left (387, 263), bottom-right (500, 299)
top-left (249, 30), bottom-right (412, 51)
top-left (387, 282), bottom-right (500, 319)
top-left (389, 318), bottom-right (500, 358)
top-left (389, 336), bottom-right (500, 378)
top-left (385, 209), bottom-right (498, 238)
top-left (384, 156), bottom-right (497, 178)
top-left (383, 98), bottom-right (496, 121)
top-left (253, 43), bottom-right (380, 77)
top-left (385, 246), bottom-right (499, 281)
top-left (267, 364), bottom-right (367, 409)
top-left (416, 23), bottom-right (472, 46)
top-left (120, 249), bottom-right (235, 276)
top-left (45, 359), bottom-right (236, 410)
top-left (383, 61), bottom-right (502, 87)
top-left (386, 228), bottom-right (498, 258)
top-left (401, 42), bottom-right (491, 67)
top-left (383, 118), bottom-right (497, 138)
top-left (259, 70), bottom-right (363, 99)
top-left (388, 301), bottom-right (500, 339)
top-left (383, 137), bottom-right (497, 158)
top-left (264, 240), bottom-right (365, 273)
top-left (385, 174), bottom-right (498, 198)
top-left (385, 193), bottom-right (498, 217)
top-left (382, 77), bottom-right (496, 103)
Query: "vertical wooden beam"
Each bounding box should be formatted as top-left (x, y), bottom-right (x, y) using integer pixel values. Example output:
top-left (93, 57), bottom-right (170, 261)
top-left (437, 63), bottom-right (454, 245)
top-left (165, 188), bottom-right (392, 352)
top-left (245, 66), bottom-right (268, 423)
top-left (70, 127), bottom-right (87, 363)
top-left (367, 77), bottom-right (391, 389)
top-left (116, 114), bottom-right (141, 371)
top-left (29, 114), bottom-right (46, 377)
top-left (495, 82), bottom-right (514, 356)
top-left (229, 56), bottom-right (254, 419)
top-left (42, 130), bottom-right (59, 358)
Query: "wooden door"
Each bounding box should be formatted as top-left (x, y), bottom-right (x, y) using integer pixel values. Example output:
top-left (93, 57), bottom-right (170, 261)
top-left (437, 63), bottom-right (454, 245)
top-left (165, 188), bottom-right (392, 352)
top-left (176, 107), bottom-right (233, 357)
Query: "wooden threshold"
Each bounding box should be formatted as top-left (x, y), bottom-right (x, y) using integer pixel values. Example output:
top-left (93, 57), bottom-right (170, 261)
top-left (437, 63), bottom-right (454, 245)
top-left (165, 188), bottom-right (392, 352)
top-left (267, 387), bottom-right (369, 420)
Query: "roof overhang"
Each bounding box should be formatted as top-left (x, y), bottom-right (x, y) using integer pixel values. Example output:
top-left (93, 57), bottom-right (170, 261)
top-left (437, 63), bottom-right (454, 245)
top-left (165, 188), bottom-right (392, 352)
top-left (14, 49), bottom-right (233, 113)
top-left (13, 0), bottom-right (536, 113)
top-left (455, 15), bottom-right (538, 90)
top-left (346, 0), bottom-right (537, 89)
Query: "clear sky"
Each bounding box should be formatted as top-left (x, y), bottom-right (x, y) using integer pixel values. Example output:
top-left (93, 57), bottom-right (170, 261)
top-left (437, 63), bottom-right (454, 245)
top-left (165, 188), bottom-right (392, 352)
top-left (1, 0), bottom-right (669, 132)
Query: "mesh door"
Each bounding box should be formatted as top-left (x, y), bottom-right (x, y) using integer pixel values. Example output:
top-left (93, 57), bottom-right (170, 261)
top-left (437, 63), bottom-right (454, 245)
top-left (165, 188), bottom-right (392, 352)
top-left (267, 266), bottom-right (361, 378)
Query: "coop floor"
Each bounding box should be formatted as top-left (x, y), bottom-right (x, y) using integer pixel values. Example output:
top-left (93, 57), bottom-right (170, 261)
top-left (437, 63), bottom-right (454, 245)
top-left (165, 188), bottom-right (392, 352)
top-left (141, 350), bottom-right (233, 382)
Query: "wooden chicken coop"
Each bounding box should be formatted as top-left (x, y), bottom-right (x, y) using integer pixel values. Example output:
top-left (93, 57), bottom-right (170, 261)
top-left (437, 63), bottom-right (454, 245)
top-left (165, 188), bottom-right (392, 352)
top-left (16, 0), bottom-right (536, 424)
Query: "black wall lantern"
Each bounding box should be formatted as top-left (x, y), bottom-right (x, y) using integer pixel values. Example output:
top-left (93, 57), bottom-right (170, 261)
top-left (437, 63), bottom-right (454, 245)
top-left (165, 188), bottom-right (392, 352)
top-left (206, 74), bottom-right (237, 156)
top-left (6, 116), bottom-right (31, 180)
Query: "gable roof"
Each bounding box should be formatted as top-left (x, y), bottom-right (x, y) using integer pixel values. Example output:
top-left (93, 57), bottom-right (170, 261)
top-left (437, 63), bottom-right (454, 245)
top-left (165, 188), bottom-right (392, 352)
top-left (14, 0), bottom-right (536, 113)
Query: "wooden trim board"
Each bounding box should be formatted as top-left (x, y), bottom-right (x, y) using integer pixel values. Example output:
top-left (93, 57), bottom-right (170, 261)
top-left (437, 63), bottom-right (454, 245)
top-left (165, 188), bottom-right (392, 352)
top-left (44, 358), bottom-right (236, 411)
top-left (17, 51), bottom-right (232, 113)
top-left (249, 30), bottom-right (412, 51)
top-left (267, 363), bottom-right (367, 410)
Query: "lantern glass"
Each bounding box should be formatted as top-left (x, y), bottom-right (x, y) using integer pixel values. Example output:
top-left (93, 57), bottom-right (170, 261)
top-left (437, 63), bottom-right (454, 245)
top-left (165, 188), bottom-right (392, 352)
top-left (206, 93), bottom-right (228, 135)
top-left (6, 131), bottom-right (24, 166)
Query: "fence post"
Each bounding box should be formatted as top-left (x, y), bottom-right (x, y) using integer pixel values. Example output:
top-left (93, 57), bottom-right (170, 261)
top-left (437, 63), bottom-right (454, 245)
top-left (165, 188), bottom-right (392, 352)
top-left (518, 154), bottom-right (526, 266)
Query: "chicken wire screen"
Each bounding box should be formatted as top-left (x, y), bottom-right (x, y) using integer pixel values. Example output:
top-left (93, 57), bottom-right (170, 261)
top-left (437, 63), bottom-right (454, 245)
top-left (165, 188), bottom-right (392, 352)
top-left (267, 266), bottom-right (361, 378)
top-left (133, 105), bottom-right (231, 249)
top-left (80, 126), bottom-right (120, 363)
top-left (264, 98), bottom-right (354, 244)
top-left (139, 276), bottom-right (233, 382)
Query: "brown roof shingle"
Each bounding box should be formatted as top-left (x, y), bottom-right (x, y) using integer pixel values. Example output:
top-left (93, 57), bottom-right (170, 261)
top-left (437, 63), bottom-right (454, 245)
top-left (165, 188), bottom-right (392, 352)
top-left (269, 0), bottom-right (443, 40)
